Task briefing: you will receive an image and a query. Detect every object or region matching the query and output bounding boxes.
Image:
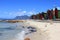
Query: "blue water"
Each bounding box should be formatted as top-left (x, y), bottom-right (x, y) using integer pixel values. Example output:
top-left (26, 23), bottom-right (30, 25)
top-left (0, 22), bottom-right (25, 40)
top-left (0, 22), bottom-right (37, 40)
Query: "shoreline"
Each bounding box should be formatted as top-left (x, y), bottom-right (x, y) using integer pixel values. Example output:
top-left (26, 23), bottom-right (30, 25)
top-left (0, 20), bottom-right (60, 40)
top-left (0, 19), bottom-right (60, 23)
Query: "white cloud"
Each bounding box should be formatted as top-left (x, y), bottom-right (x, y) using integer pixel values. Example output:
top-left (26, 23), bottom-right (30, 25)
top-left (57, 7), bottom-right (60, 10)
top-left (2, 10), bottom-right (36, 18)
top-left (22, 11), bottom-right (26, 13)
top-left (27, 11), bottom-right (34, 16)
top-left (15, 11), bottom-right (27, 16)
top-left (15, 10), bottom-right (36, 16)
top-left (53, 7), bottom-right (60, 10)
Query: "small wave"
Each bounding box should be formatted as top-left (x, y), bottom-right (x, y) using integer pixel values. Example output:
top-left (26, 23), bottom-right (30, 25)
top-left (0, 33), bottom-right (2, 36)
top-left (0, 27), bottom-right (15, 31)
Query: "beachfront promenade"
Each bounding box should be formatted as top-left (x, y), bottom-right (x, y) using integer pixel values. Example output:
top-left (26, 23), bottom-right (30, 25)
top-left (24, 20), bottom-right (60, 40)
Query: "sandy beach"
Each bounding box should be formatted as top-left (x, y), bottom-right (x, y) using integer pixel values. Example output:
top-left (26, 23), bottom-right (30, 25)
top-left (0, 20), bottom-right (60, 40)
top-left (24, 20), bottom-right (60, 40)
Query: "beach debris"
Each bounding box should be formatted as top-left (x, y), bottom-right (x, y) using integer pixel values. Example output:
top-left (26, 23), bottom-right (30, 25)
top-left (27, 26), bottom-right (36, 29)
top-left (24, 37), bottom-right (30, 40)
top-left (27, 26), bottom-right (37, 33)
top-left (25, 26), bottom-right (37, 35)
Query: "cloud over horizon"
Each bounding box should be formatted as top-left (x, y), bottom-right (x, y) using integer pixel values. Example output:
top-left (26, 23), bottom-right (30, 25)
top-left (0, 9), bottom-right (36, 18)
top-left (57, 7), bottom-right (60, 10)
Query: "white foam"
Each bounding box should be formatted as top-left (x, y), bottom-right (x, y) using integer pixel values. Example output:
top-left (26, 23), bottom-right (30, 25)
top-left (13, 31), bottom-right (25, 40)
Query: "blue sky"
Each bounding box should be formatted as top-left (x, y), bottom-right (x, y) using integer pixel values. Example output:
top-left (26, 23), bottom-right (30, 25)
top-left (0, 0), bottom-right (60, 18)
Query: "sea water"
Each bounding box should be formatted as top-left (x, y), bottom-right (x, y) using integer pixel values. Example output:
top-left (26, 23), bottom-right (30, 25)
top-left (0, 22), bottom-right (25, 40)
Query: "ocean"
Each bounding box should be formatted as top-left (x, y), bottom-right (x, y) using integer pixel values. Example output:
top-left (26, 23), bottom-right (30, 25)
top-left (0, 22), bottom-right (26, 40)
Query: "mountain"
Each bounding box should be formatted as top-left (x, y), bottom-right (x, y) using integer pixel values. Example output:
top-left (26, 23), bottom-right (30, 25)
top-left (14, 15), bottom-right (30, 20)
top-left (0, 15), bottom-right (30, 20)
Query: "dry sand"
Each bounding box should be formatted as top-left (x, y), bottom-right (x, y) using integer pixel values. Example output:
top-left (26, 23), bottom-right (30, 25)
top-left (24, 20), bottom-right (60, 40)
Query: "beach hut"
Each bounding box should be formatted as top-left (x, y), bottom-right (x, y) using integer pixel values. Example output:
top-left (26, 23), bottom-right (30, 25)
top-left (50, 9), bottom-right (53, 19)
top-left (40, 14), bottom-right (43, 20)
top-left (55, 8), bottom-right (58, 19)
top-left (36, 13), bottom-right (40, 19)
top-left (47, 10), bottom-right (52, 19)
top-left (30, 15), bottom-right (37, 19)
top-left (53, 10), bottom-right (56, 20)
top-left (42, 12), bottom-right (47, 20)
top-left (58, 10), bottom-right (60, 19)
